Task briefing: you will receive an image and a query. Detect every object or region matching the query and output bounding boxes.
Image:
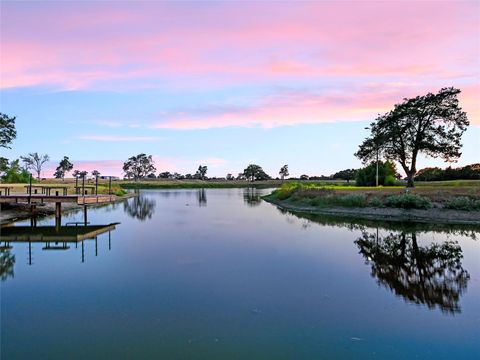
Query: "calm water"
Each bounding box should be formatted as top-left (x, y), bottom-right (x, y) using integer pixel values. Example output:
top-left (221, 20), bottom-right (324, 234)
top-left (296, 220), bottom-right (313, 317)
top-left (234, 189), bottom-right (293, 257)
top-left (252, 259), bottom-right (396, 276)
top-left (1, 189), bottom-right (479, 359)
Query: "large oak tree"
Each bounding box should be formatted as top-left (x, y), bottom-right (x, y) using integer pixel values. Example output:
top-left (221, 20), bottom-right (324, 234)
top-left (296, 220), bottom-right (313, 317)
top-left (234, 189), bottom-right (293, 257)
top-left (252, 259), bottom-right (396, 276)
top-left (355, 88), bottom-right (469, 187)
top-left (123, 154), bottom-right (156, 180)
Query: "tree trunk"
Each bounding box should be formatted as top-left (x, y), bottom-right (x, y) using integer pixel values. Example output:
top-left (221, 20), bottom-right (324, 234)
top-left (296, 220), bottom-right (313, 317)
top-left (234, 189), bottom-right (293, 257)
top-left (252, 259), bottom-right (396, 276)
top-left (406, 173), bottom-right (415, 188)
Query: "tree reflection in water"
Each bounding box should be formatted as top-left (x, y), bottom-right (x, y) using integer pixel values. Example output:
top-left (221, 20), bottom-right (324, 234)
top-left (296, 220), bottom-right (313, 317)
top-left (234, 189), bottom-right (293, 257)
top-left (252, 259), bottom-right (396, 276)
top-left (0, 249), bottom-right (15, 281)
top-left (355, 230), bottom-right (470, 314)
top-left (197, 189), bottom-right (207, 207)
top-left (243, 188), bottom-right (262, 207)
top-left (124, 194), bottom-right (156, 221)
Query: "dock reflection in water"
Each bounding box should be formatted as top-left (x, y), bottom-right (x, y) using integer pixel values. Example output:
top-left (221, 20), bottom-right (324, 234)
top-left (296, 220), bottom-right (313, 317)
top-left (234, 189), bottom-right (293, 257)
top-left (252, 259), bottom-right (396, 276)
top-left (0, 222), bottom-right (119, 280)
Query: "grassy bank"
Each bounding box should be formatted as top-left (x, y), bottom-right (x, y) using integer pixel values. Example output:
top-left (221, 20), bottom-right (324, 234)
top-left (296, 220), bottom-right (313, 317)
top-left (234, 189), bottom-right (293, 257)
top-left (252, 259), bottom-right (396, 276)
top-left (262, 182), bottom-right (480, 224)
top-left (266, 182), bottom-right (480, 209)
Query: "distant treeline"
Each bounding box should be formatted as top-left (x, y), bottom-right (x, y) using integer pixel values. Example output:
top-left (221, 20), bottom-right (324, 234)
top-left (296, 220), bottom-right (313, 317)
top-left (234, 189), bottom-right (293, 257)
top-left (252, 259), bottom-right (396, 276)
top-left (414, 164), bottom-right (480, 181)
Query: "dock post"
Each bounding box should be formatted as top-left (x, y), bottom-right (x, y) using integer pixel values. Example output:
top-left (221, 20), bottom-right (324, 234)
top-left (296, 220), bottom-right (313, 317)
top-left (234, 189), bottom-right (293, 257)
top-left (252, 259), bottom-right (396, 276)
top-left (81, 241), bottom-right (85, 263)
top-left (28, 241), bottom-right (32, 265)
top-left (55, 202), bottom-right (62, 226)
top-left (83, 205), bottom-right (88, 226)
top-left (30, 204), bottom-right (37, 218)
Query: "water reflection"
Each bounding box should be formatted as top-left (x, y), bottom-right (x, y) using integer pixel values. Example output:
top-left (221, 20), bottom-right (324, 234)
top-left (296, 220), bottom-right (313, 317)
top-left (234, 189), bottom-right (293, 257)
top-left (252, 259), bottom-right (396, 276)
top-left (355, 230), bottom-right (470, 314)
top-left (271, 209), bottom-right (477, 315)
top-left (243, 188), bottom-right (262, 207)
top-left (124, 193), bottom-right (156, 220)
top-left (0, 247), bottom-right (15, 281)
top-left (0, 223), bottom-right (118, 278)
top-left (197, 189), bottom-right (207, 206)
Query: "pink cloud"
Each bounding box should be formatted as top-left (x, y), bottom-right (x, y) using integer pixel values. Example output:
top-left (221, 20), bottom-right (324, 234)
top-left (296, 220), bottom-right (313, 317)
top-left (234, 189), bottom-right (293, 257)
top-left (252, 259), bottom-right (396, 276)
top-left (1, 1), bottom-right (478, 127)
top-left (153, 85), bottom-right (480, 129)
top-left (78, 135), bottom-right (164, 142)
top-left (1, 1), bottom-right (478, 89)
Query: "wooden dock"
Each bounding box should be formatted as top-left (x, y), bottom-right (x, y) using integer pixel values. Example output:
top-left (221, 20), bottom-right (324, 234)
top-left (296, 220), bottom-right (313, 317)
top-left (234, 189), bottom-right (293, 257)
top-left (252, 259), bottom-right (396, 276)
top-left (0, 194), bottom-right (117, 205)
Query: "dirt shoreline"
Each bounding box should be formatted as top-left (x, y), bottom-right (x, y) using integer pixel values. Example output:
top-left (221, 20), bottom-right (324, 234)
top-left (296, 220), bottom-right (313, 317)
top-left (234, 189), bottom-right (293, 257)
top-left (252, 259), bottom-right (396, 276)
top-left (263, 196), bottom-right (480, 225)
top-left (0, 193), bottom-right (136, 225)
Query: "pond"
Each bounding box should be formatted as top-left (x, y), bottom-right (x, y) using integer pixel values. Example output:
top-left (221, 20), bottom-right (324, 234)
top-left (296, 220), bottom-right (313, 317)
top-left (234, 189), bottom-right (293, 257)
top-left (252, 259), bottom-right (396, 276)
top-left (1, 189), bottom-right (479, 359)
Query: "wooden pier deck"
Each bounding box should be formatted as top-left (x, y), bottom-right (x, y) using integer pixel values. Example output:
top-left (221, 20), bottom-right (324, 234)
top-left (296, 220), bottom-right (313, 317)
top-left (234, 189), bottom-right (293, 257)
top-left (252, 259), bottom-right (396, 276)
top-left (0, 194), bottom-right (117, 205)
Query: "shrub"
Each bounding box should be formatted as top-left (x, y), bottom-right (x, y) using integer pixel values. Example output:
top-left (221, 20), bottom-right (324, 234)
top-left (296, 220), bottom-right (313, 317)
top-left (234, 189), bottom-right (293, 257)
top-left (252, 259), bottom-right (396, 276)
top-left (273, 182), bottom-right (302, 200)
top-left (384, 175), bottom-right (396, 186)
top-left (307, 193), bottom-right (367, 208)
top-left (444, 197), bottom-right (480, 211)
top-left (384, 193), bottom-right (432, 209)
top-left (355, 161), bottom-right (398, 186)
top-left (368, 196), bottom-right (384, 208)
top-left (338, 193), bottom-right (368, 207)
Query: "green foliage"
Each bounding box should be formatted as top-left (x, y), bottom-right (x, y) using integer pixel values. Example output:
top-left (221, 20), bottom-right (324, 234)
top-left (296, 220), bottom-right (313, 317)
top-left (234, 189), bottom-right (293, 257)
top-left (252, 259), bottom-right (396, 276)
top-left (415, 164), bottom-right (480, 181)
top-left (0, 113), bottom-right (17, 149)
top-left (332, 168), bottom-right (358, 183)
top-left (355, 161), bottom-right (397, 186)
top-left (384, 175), bottom-right (396, 186)
top-left (444, 197), bottom-right (480, 211)
top-left (384, 193), bottom-right (432, 209)
top-left (1, 159), bottom-right (34, 183)
top-left (243, 164), bottom-right (271, 181)
top-left (123, 154), bottom-right (156, 180)
top-left (195, 165), bottom-right (208, 180)
top-left (307, 193), bottom-right (368, 208)
top-left (356, 87), bottom-right (469, 187)
top-left (279, 164), bottom-right (289, 180)
top-left (0, 157), bottom-right (8, 175)
top-left (55, 156), bottom-right (74, 179)
top-left (271, 182), bottom-right (298, 200)
top-left (368, 196), bottom-right (384, 208)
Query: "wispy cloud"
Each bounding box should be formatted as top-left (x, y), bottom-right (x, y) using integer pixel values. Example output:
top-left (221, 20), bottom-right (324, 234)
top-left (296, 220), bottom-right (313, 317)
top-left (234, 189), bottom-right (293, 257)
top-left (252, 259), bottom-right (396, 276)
top-left (78, 135), bottom-right (164, 142)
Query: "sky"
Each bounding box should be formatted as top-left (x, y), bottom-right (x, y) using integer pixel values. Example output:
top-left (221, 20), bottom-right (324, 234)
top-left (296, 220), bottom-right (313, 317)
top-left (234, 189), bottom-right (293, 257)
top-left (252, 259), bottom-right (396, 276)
top-left (0, 0), bottom-right (479, 178)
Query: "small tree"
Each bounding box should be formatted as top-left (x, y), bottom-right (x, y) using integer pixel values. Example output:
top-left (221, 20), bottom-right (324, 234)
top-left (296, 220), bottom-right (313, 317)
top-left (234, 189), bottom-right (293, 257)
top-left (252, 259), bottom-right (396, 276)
top-left (1, 159), bottom-right (31, 183)
top-left (279, 165), bottom-right (289, 182)
top-left (195, 165), bottom-right (208, 180)
top-left (332, 169), bottom-right (358, 184)
top-left (0, 157), bottom-right (9, 177)
top-left (92, 170), bottom-right (100, 177)
top-left (158, 171), bottom-right (172, 179)
top-left (123, 154), bottom-right (156, 181)
top-left (21, 152), bottom-right (50, 180)
top-left (0, 113), bottom-right (17, 149)
top-left (355, 88), bottom-right (469, 187)
top-left (55, 156), bottom-right (73, 181)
